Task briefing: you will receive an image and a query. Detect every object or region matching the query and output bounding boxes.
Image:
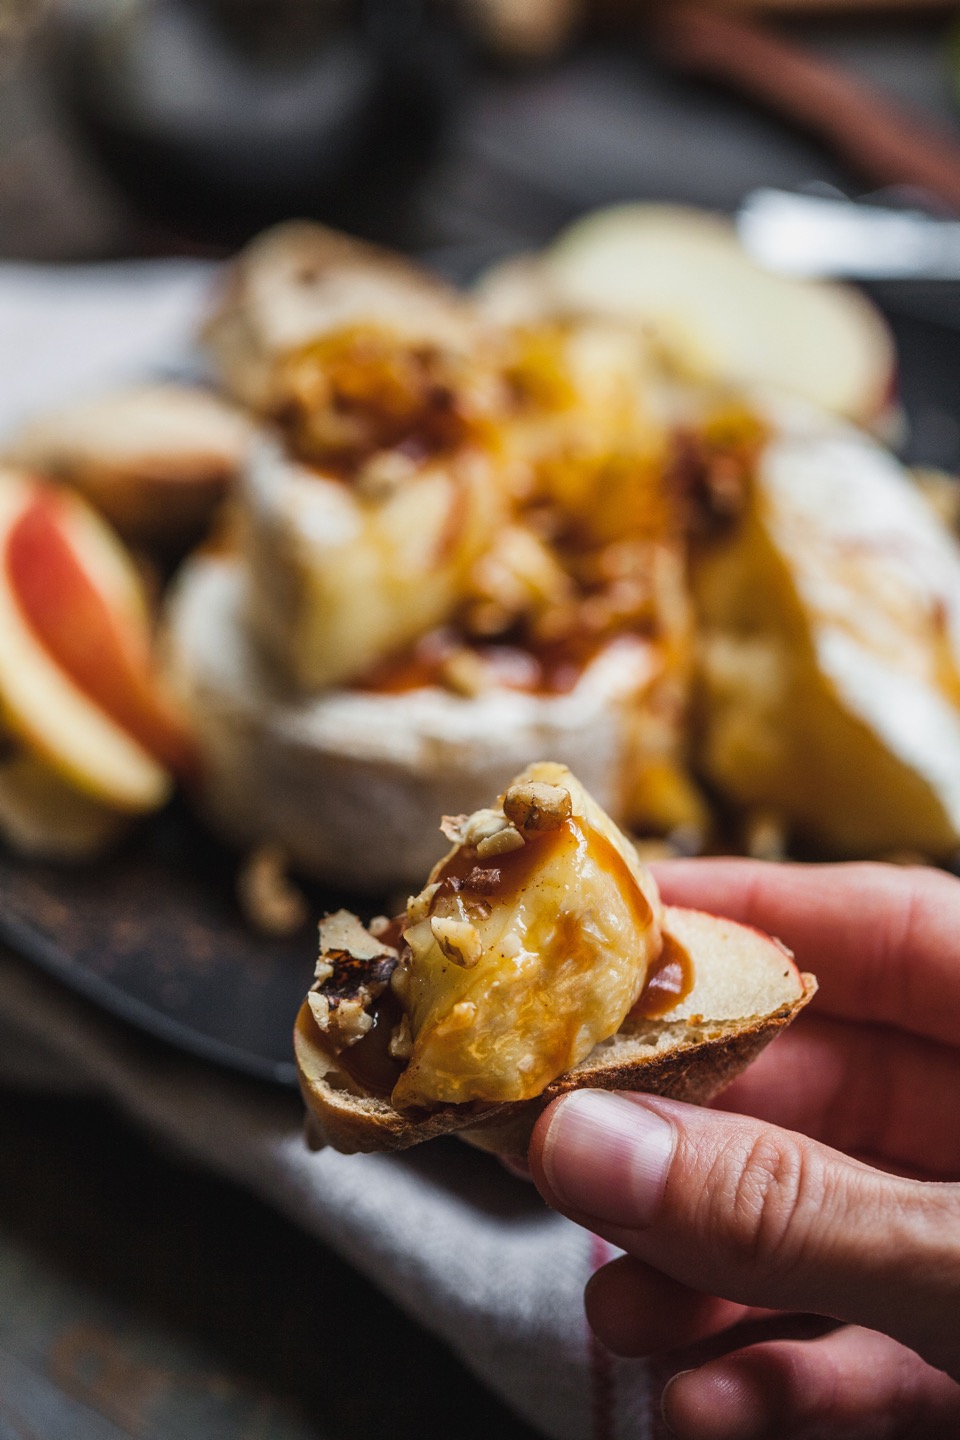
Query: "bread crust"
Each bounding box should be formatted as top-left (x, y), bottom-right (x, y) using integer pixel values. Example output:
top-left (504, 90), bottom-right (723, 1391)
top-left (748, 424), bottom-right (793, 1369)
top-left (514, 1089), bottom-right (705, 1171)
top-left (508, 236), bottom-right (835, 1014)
top-left (295, 967), bottom-right (816, 1162)
top-left (203, 221), bottom-right (478, 414)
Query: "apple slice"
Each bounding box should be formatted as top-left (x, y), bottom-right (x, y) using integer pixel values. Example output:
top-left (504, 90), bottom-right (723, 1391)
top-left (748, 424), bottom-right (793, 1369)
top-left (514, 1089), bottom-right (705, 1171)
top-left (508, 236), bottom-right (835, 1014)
top-left (6, 484), bottom-right (195, 775)
top-left (0, 470), bottom-right (183, 811)
top-left (478, 205), bottom-right (895, 428)
top-left (0, 750), bottom-right (126, 860)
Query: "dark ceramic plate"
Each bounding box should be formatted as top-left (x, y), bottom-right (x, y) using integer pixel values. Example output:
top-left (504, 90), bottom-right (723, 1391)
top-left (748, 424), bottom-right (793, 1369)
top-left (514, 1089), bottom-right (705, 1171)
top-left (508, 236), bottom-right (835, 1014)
top-left (0, 803), bottom-right (349, 1086)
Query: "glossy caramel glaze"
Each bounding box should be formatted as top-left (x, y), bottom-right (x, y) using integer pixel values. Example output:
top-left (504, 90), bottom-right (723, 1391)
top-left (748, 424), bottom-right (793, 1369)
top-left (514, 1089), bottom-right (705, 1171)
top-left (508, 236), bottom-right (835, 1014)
top-left (630, 930), bottom-right (694, 1020)
top-left (330, 988), bottom-right (407, 1099)
top-left (431, 816), bottom-right (653, 933)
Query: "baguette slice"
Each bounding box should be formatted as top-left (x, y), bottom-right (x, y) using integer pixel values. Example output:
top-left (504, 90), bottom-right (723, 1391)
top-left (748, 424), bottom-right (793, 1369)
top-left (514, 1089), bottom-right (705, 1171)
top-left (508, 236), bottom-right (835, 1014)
top-left (6, 385), bottom-right (253, 549)
top-left (204, 221), bottom-right (477, 416)
top-left (295, 904), bottom-right (815, 1161)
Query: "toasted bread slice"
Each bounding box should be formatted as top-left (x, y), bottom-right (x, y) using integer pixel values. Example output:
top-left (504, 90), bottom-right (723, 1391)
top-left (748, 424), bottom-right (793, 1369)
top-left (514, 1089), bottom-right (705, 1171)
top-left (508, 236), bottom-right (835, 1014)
top-left (6, 385), bottom-right (253, 548)
top-left (203, 222), bottom-right (492, 469)
top-left (296, 904), bottom-right (814, 1162)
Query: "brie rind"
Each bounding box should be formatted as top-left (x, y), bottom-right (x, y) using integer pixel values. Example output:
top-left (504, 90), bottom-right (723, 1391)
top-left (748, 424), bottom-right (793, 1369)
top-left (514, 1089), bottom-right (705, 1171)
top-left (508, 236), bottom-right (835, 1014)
top-left (165, 554), bottom-right (666, 889)
top-left (695, 401), bottom-right (960, 856)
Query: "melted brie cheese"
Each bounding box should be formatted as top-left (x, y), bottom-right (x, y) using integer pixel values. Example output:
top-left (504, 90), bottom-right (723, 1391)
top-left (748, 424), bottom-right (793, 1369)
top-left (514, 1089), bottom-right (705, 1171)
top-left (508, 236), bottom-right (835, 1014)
top-left (695, 402), bottom-right (960, 856)
top-left (242, 438), bottom-right (506, 691)
top-left (391, 761), bottom-right (662, 1107)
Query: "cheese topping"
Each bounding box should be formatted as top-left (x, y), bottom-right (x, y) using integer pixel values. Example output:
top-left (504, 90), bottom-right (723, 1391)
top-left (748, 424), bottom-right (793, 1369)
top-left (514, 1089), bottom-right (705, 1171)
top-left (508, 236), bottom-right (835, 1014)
top-left (390, 761), bottom-right (662, 1106)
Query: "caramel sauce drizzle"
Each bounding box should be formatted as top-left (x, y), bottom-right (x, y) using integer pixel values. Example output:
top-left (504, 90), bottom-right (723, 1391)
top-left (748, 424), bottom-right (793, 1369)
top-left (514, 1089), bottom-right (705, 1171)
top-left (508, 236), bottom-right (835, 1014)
top-left (313, 816), bottom-right (659, 1099)
top-left (333, 988), bottom-right (406, 1100)
top-left (630, 932), bottom-right (695, 1020)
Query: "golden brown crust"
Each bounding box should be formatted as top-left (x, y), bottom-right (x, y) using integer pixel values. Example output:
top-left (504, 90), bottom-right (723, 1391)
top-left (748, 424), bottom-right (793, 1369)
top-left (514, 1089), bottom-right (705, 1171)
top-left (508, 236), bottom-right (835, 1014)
top-left (294, 974), bottom-right (816, 1161)
top-left (203, 221), bottom-right (477, 417)
top-left (6, 385), bottom-right (253, 547)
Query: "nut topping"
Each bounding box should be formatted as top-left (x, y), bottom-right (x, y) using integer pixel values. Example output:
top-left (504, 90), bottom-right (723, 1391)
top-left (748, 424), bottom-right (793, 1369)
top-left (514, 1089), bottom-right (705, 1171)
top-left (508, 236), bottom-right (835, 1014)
top-left (237, 843), bottom-right (308, 937)
top-left (388, 1015), bottom-right (414, 1060)
top-left (440, 813), bottom-right (468, 843)
top-left (406, 881), bottom-right (441, 926)
top-left (476, 824), bottom-right (525, 859)
top-left (503, 780), bottom-right (572, 833)
top-left (430, 915), bottom-right (482, 968)
top-left (309, 909), bottom-right (399, 1049)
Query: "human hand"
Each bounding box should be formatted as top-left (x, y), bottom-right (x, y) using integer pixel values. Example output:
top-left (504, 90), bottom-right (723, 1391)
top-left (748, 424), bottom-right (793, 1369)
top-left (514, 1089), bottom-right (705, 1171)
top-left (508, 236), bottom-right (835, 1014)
top-left (528, 861), bottom-right (960, 1439)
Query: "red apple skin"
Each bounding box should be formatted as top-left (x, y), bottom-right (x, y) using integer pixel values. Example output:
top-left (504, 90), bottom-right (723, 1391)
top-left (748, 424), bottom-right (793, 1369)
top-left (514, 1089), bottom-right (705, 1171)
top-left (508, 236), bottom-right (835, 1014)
top-left (5, 486), bottom-right (197, 778)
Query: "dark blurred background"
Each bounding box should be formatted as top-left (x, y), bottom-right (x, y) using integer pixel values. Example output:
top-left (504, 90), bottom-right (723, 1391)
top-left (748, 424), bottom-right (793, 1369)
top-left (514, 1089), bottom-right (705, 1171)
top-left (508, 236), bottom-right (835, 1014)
top-left (2, 4), bottom-right (960, 1436)
top-left (5, 2), bottom-right (960, 465)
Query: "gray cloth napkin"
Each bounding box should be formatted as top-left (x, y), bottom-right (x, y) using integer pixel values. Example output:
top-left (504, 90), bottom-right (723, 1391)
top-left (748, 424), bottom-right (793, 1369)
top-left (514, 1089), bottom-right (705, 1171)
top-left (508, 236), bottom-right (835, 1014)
top-left (0, 950), bottom-right (662, 1440)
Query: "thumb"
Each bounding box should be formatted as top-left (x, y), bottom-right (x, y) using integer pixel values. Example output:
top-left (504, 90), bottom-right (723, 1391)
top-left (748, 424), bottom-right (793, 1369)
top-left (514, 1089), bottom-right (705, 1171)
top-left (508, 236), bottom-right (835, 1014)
top-left (529, 1091), bottom-right (960, 1379)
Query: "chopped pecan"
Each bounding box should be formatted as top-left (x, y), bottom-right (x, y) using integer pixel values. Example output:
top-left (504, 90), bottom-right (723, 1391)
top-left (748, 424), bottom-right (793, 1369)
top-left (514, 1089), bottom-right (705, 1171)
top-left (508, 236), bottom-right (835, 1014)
top-left (430, 915), bottom-right (482, 968)
top-left (310, 910), bottom-right (399, 1048)
top-left (476, 824), bottom-right (525, 859)
top-left (503, 780), bottom-right (572, 833)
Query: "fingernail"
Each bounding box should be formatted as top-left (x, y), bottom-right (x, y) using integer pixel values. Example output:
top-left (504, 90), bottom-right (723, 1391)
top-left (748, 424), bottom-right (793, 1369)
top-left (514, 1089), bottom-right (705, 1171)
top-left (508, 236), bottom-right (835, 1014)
top-left (661, 1364), bottom-right (773, 1440)
top-left (540, 1091), bottom-right (675, 1227)
top-left (659, 1370), bottom-right (692, 1436)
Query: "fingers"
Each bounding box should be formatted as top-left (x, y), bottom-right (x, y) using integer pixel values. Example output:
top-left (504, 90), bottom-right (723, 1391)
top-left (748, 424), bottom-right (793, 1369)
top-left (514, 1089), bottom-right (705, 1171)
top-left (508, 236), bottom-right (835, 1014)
top-left (649, 859), bottom-right (960, 1045)
top-left (661, 1325), bottom-right (960, 1440)
top-left (714, 1014), bottom-right (960, 1179)
top-left (584, 1254), bottom-right (768, 1356)
top-left (529, 1091), bottom-right (960, 1379)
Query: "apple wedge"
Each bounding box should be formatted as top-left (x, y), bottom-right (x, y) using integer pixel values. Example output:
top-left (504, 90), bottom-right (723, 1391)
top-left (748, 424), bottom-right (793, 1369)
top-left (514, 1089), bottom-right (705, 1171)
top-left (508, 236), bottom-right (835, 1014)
top-left (0, 750), bottom-right (127, 860)
top-left (0, 470), bottom-right (191, 811)
top-left (295, 903), bottom-right (813, 1159)
top-left (693, 403), bottom-right (960, 857)
top-left (477, 205), bottom-right (895, 429)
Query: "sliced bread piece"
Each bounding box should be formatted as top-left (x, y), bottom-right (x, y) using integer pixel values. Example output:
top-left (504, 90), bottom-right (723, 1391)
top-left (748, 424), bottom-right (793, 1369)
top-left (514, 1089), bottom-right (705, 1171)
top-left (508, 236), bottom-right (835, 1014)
top-left (294, 763), bottom-right (813, 1160)
top-left (295, 903), bottom-right (814, 1161)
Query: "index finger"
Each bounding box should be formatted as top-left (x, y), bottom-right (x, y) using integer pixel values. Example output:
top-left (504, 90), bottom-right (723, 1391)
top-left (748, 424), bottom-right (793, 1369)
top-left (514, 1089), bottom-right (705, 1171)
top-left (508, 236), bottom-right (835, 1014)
top-left (651, 859), bottom-right (960, 1047)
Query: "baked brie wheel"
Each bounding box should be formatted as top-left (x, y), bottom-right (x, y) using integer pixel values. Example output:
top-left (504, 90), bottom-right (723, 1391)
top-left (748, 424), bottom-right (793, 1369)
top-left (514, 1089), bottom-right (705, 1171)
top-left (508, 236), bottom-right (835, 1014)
top-left (294, 763), bottom-right (815, 1158)
top-left (164, 553), bottom-right (677, 890)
